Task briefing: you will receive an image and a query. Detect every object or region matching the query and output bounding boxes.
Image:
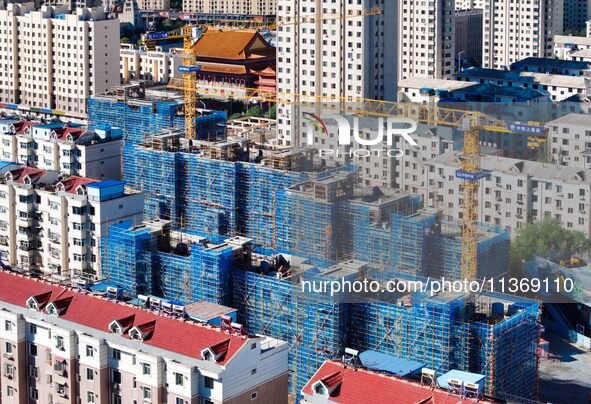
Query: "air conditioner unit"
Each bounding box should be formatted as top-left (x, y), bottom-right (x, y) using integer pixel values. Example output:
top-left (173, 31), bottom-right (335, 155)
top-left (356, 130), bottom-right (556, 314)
top-left (3, 352), bottom-right (13, 360)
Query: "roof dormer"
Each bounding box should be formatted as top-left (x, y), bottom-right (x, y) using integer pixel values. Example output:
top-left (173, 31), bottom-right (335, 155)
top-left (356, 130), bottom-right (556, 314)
top-left (108, 314), bottom-right (135, 335)
top-left (26, 291), bottom-right (53, 310)
top-left (128, 320), bottom-right (156, 341)
top-left (46, 296), bottom-right (73, 316)
top-left (311, 371), bottom-right (342, 397)
top-left (201, 339), bottom-right (230, 363)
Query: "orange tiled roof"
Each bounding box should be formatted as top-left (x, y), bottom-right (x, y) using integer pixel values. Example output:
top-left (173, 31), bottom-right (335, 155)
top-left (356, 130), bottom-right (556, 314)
top-left (193, 29), bottom-right (274, 60)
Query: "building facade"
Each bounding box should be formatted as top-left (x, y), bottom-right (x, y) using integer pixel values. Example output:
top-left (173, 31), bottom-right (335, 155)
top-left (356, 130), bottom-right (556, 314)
top-left (0, 119), bottom-right (122, 180)
top-left (120, 45), bottom-right (184, 84)
top-left (0, 4), bottom-right (119, 121)
top-left (455, 9), bottom-right (483, 68)
top-left (137, 0), bottom-right (170, 10)
top-left (276, 0), bottom-right (397, 146)
top-left (547, 114), bottom-right (591, 169)
top-left (563, 0), bottom-right (591, 33)
top-left (414, 152), bottom-right (591, 235)
top-left (182, 0), bottom-right (276, 15)
top-left (482, 0), bottom-right (563, 69)
top-left (398, 0), bottom-right (455, 81)
top-left (0, 270), bottom-right (289, 404)
top-left (0, 166), bottom-right (143, 279)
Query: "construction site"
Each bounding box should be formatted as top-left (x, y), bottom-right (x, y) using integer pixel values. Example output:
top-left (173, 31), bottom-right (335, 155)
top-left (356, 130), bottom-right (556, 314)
top-left (88, 19), bottom-right (548, 401)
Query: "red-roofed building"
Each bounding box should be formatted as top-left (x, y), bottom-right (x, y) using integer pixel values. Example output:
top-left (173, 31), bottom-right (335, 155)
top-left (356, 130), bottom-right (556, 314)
top-left (0, 166), bottom-right (143, 279)
top-left (0, 118), bottom-right (123, 180)
top-left (302, 361), bottom-right (496, 404)
top-left (0, 270), bottom-right (289, 404)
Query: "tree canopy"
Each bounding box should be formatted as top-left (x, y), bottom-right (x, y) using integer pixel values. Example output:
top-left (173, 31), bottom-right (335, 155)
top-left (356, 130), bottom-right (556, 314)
top-left (510, 217), bottom-right (591, 270)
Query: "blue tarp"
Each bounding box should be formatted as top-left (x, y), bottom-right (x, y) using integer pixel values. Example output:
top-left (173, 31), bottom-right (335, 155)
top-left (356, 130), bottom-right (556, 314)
top-left (359, 350), bottom-right (425, 377)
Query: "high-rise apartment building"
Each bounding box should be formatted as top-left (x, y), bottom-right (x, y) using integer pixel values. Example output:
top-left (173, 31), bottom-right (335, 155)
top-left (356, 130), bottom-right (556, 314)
top-left (482, 0), bottom-right (563, 69)
top-left (182, 0), bottom-right (276, 15)
top-left (276, 0), bottom-right (397, 145)
top-left (456, 0), bottom-right (484, 9)
top-left (398, 0), bottom-right (456, 81)
top-left (0, 4), bottom-right (119, 121)
top-left (563, 0), bottom-right (591, 33)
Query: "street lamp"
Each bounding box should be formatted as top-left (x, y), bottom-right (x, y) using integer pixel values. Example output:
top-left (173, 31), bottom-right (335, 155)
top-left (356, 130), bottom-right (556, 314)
top-left (457, 51), bottom-right (465, 74)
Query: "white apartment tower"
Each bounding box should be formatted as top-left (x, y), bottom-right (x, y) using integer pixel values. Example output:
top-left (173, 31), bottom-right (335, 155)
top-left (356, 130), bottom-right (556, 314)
top-left (182, 0), bottom-right (276, 14)
top-left (398, 0), bottom-right (456, 81)
top-left (276, 0), bottom-right (397, 146)
top-left (482, 0), bottom-right (564, 69)
top-left (0, 4), bottom-right (119, 121)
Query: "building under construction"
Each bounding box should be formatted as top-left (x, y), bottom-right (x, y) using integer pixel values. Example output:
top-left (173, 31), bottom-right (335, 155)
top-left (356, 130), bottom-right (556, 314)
top-left (231, 254), bottom-right (540, 400)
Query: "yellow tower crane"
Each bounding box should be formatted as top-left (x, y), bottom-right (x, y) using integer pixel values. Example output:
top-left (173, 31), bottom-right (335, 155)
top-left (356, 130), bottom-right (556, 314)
top-left (456, 119), bottom-right (488, 281)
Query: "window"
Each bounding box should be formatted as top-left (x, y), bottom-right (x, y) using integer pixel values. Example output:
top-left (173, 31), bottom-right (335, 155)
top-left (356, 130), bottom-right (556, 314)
top-left (175, 372), bottom-right (183, 386)
top-left (142, 387), bottom-right (151, 399)
top-left (112, 369), bottom-right (121, 384)
top-left (29, 365), bottom-right (38, 379)
top-left (251, 392), bottom-right (257, 400)
top-left (251, 368), bottom-right (257, 375)
top-left (4, 320), bottom-right (12, 331)
top-left (30, 387), bottom-right (38, 400)
top-left (175, 398), bottom-right (186, 404)
top-left (5, 341), bottom-right (12, 353)
top-left (142, 362), bottom-right (151, 375)
top-left (112, 349), bottom-right (121, 360)
top-left (30, 323), bottom-right (37, 334)
top-left (56, 335), bottom-right (64, 350)
top-left (86, 345), bottom-right (94, 357)
top-left (29, 343), bottom-right (37, 356)
top-left (87, 391), bottom-right (95, 403)
top-left (86, 368), bottom-right (94, 381)
top-left (204, 376), bottom-right (214, 389)
top-left (6, 385), bottom-right (14, 397)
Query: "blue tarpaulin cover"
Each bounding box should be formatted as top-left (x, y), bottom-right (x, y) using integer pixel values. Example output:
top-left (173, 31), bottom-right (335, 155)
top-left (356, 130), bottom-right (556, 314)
top-left (359, 350), bottom-right (425, 377)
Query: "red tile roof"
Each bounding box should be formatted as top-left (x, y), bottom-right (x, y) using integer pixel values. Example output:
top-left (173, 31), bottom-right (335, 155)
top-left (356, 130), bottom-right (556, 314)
top-left (58, 176), bottom-right (99, 194)
top-left (0, 271), bottom-right (249, 364)
top-left (302, 361), bottom-right (494, 404)
top-left (8, 167), bottom-right (47, 184)
top-left (54, 127), bottom-right (86, 141)
top-left (12, 121), bottom-right (39, 135)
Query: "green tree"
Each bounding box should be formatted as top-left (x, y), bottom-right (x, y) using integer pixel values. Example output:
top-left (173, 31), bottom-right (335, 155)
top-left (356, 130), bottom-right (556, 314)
top-left (245, 106), bottom-right (264, 117)
top-left (121, 37), bottom-right (131, 44)
top-left (510, 217), bottom-right (591, 271)
top-left (267, 105), bottom-right (277, 119)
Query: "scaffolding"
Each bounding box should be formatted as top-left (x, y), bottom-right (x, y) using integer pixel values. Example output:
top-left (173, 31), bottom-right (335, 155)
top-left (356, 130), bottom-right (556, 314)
top-left (231, 257), bottom-right (358, 396)
top-left (428, 223), bottom-right (511, 280)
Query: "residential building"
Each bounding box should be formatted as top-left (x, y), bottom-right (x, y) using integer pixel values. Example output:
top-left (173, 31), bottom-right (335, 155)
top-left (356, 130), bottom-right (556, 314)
top-left (0, 166), bottom-right (143, 279)
top-left (120, 0), bottom-right (143, 29)
top-left (276, 0), bottom-right (397, 146)
top-left (455, 9), bottom-right (483, 69)
top-left (456, 0), bottom-right (484, 9)
top-left (136, 0), bottom-right (169, 10)
top-left (398, 0), bottom-right (455, 81)
top-left (0, 119), bottom-right (122, 180)
top-left (457, 67), bottom-right (591, 102)
top-left (554, 35), bottom-right (591, 60)
top-left (564, 0), bottom-right (591, 33)
top-left (120, 45), bottom-right (184, 84)
top-left (417, 152), bottom-right (591, 235)
top-left (182, 0), bottom-right (276, 15)
top-left (0, 4), bottom-right (120, 121)
top-left (301, 361), bottom-right (496, 403)
top-left (0, 270), bottom-right (289, 404)
top-left (482, 0), bottom-right (563, 70)
top-left (510, 57), bottom-right (591, 76)
top-left (547, 113), bottom-right (591, 168)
